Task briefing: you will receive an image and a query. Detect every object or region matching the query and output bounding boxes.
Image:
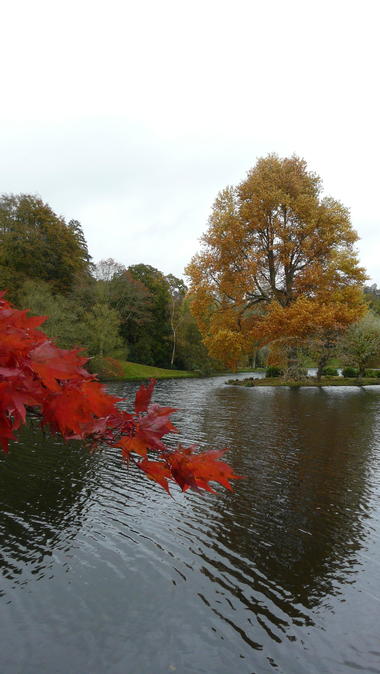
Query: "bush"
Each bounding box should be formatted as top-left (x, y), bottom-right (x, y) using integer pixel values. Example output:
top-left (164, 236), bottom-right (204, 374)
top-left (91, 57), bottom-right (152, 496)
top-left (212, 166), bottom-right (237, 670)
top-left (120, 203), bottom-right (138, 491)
top-left (88, 356), bottom-right (125, 379)
top-left (266, 366), bottom-right (283, 378)
top-left (365, 369), bottom-right (379, 378)
top-left (342, 367), bottom-right (359, 378)
top-left (322, 367), bottom-right (339, 376)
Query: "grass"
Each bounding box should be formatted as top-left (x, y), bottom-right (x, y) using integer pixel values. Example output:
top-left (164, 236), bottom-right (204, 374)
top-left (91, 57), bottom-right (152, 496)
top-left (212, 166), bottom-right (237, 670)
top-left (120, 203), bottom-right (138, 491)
top-left (226, 376), bottom-right (380, 388)
top-left (120, 361), bottom-right (198, 380)
top-left (93, 357), bottom-right (198, 381)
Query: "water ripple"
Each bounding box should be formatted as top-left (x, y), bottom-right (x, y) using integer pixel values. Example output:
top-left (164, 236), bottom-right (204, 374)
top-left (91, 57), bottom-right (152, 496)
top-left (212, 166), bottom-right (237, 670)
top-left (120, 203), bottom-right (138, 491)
top-left (1, 377), bottom-right (380, 673)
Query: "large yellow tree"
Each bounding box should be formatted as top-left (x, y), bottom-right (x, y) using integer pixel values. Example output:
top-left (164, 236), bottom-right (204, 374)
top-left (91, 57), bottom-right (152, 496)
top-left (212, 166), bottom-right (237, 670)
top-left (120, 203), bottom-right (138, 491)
top-left (186, 155), bottom-right (367, 369)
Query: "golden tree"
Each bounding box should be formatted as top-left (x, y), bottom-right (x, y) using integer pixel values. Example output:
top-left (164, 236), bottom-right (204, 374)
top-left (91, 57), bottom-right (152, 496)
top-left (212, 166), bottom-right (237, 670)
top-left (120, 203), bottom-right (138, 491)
top-left (186, 155), bottom-right (367, 370)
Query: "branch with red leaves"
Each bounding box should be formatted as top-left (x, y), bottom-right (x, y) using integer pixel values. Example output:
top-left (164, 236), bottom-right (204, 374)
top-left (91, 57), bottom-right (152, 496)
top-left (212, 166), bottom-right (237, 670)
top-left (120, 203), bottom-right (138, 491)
top-left (0, 293), bottom-right (240, 494)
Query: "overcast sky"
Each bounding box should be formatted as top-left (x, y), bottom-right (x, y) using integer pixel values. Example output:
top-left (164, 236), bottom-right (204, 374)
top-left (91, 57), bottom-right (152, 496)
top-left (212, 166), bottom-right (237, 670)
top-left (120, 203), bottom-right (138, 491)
top-left (1, 0), bottom-right (379, 283)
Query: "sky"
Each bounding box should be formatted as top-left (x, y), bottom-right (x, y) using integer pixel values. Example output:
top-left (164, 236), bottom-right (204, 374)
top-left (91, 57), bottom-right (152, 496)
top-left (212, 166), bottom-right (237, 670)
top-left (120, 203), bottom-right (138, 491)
top-left (1, 0), bottom-right (379, 283)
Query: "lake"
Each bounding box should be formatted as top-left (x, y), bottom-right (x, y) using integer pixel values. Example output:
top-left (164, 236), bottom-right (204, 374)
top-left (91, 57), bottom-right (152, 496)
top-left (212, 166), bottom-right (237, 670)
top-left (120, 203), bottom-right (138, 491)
top-left (1, 375), bottom-right (380, 673)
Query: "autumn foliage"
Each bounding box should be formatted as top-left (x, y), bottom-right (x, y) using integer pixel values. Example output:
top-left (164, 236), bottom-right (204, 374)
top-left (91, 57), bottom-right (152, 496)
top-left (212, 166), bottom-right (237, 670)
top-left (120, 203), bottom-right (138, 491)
top-left (0, 293), bottom-right (239, 494)
top-left (186, 155), bottom-right (367, 368)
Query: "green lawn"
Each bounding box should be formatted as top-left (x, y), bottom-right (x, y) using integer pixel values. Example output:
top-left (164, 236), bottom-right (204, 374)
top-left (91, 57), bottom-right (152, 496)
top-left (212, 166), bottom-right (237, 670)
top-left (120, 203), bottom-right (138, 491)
top-left (96, 358), bottom-right (198, 381)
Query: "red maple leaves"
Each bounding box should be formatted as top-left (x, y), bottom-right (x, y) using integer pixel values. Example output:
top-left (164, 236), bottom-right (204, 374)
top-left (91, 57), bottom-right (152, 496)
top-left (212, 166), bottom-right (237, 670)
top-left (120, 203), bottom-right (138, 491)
top-left (0, 293), bottom-right (240, 494)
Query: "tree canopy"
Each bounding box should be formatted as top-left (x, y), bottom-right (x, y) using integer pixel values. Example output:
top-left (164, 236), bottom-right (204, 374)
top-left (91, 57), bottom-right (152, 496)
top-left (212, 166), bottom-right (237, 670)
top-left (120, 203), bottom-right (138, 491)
top-left (0, 194), bottom-right (91, 296)
top-left (128, 264), bottom-right (172, 366)
top-left (186, 154), bottom-right (367, 367)
top-left (339, 312), bottom-right (380, 376)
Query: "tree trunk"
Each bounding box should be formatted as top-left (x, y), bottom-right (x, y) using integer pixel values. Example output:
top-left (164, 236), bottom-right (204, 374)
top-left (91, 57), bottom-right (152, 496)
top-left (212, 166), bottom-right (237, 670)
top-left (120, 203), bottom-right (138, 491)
top-left (316, 355), bottom-right (328, 382)
top-left (170, 328), bottom-right (176, 368)
top-left (287, 345), bottom-right (299, 379)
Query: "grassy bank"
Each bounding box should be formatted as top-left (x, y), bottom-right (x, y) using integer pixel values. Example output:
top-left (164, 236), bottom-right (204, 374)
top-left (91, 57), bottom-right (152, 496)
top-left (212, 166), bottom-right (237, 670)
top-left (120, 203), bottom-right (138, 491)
top-left (120, 361), bottom-right (198, 380)
top-left (91, 357), bottom-right (198, 381)
top-left (226, 376), bottom-right (380, 388)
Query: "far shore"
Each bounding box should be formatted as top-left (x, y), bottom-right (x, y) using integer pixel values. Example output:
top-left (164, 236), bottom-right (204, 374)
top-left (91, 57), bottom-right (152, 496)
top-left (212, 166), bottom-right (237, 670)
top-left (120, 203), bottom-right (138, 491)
top-left (226, 376), bottom-right (380, 388)
top-left (91, 357), bottom-right (267, 382)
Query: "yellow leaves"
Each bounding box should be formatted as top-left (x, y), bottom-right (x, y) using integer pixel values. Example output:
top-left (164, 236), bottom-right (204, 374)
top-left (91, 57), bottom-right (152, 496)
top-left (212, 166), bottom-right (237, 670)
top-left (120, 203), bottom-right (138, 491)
top-left (205, 328), bottom-right (248, 370)
top-left (185, 154), bottom-right (368, 366)
top-left (251, 292), bottom-right (366, 344)
top-left (266, 341), bottom-right (288, 369)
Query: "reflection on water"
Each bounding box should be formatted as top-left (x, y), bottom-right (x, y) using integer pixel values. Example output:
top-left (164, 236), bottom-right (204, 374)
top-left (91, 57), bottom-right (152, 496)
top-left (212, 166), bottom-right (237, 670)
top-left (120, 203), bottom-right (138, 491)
top-left (1, 376), bottom-right (380, 674)
top-left (0, 423), bottom-right (97, 591)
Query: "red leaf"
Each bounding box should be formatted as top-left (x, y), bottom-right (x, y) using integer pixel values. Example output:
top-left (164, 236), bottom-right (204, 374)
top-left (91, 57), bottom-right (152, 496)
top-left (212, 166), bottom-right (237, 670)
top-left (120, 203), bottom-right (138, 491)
top-left (135, 406), bottom-right (178, 450)
top-left (0, 381), bottom-right (42, 451)
top-left (80, 381), bottom-right (121, 417)
top-left (42, 381), bottom-right (120, 439)
top-left (134, 379), bottom-right (156, 414)
top-left (116, 434), bottom-right (148, 459)
top-left (30, 342), bottom-right (90, 391)
top-left (167, 447), bottom-right (241, 492)
top-left (0, 367), bottom-right (22, 378)
top-left (137, 459), bottom-right (171, 493)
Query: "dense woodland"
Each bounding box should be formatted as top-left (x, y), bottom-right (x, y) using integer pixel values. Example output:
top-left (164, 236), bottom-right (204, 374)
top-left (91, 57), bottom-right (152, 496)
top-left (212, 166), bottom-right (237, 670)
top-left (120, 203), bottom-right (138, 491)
top-left (0, 193), bottom-right (219, 376)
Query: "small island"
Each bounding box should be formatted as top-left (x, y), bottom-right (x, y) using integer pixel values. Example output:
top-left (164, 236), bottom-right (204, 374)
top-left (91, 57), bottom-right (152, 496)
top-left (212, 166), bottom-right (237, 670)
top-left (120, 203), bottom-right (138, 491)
top-left (227, 374), bottom-right (380, 388)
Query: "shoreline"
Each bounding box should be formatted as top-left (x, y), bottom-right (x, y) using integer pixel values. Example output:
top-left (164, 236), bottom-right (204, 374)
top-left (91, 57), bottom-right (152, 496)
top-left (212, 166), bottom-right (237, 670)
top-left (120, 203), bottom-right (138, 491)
top-left (226, 376), bottom-right (380, 388)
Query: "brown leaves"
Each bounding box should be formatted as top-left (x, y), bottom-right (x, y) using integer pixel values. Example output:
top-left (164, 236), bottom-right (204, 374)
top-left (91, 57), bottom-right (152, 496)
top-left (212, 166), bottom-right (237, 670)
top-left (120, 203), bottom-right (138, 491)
top-left (185, 154), bottom-right (367, 365)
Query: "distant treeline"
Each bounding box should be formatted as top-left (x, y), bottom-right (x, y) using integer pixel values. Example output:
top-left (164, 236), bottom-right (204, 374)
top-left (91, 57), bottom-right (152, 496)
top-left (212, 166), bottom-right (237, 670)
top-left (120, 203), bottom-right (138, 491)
top-left (0, 193), bottom-right (220, 374)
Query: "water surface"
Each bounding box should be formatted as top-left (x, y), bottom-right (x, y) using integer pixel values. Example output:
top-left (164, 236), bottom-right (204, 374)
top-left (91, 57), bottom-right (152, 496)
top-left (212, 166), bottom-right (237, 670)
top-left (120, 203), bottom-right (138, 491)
top-left (1, 375), bottom-right (380, 673)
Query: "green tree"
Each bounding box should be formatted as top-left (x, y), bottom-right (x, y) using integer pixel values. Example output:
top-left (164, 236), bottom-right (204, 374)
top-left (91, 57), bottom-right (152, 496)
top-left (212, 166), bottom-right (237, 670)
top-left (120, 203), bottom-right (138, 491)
top-left (339, 312), bottom-right (380, 376)
top-left (304, 328), bottom-right (341, 381)
top-left (82, 303), bottom-right (123, 357)
top-left (0, 194), bottom-right (91, 296)
top-left (109, 270), bottom-right (152, 337)
top-left (68, 219), bottom-right (92, 266)
top-left (176, 298), bottom-right (222, 374)
top-left (364, 284), bottom-right (380, 316)
top-left (91, 261), bottom-right (154, 359)
top-left (17, 279), bottom-right (83, 349)
top-left (86, 261), bottom-right (153, 363)
top-left (128, 264), bottom-right (172, 367)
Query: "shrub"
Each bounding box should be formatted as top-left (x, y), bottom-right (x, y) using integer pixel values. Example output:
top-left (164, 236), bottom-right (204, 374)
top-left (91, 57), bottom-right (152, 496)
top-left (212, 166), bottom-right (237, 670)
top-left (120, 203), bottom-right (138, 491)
top-left (365, 369), bottom-right (379, 378)
top-left (342, 367), bottom-right (359, 378)
top-left (266, 366), bottom-right (283, 378)
top-left (88, 356), bottom-right (125, 379)
top-left (322, 367), bottom-right (339, 376)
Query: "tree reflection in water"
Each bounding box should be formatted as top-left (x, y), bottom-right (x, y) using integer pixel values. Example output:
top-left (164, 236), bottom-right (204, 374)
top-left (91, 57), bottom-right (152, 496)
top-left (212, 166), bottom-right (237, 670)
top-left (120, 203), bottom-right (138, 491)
top-left (0, 422), bottom-right (97, 592)
top-left (196, 387), bottom-right (378, 614)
